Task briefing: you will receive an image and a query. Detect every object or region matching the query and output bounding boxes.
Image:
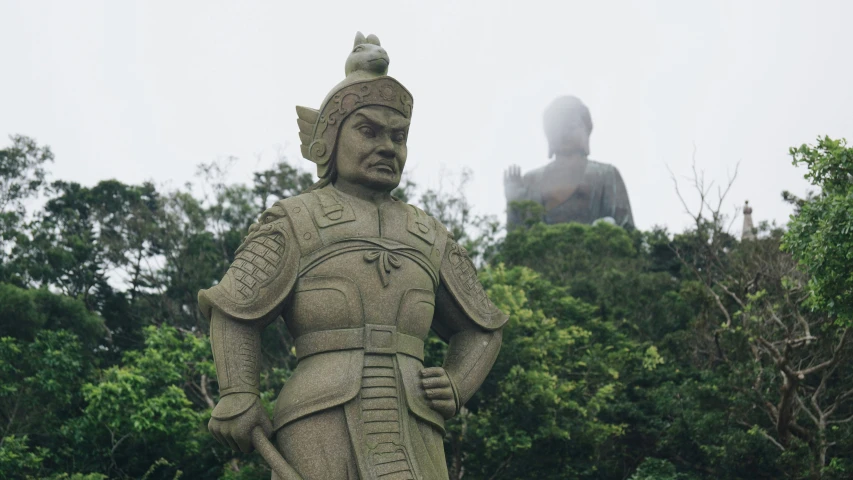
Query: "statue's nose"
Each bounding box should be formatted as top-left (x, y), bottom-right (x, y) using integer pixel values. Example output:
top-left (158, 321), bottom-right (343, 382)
top-left (377, 136), bottom-right (396, 158)
top-left (377, 145), bottom-right (395, 159)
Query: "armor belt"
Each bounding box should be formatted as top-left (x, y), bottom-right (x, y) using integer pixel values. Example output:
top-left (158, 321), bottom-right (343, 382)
top-left (294, 324), bottom-right (424, 361)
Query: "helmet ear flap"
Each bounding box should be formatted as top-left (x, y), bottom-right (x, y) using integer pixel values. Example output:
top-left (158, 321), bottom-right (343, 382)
top-left (296, 106), bottom-right (320, 162)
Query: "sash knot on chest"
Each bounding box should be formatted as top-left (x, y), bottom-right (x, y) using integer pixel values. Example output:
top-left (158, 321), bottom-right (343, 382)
top-left (364, 249), bottom-right (402, 287)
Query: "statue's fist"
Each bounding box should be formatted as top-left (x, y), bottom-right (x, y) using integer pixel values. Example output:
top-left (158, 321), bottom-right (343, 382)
top-left (420, 367), bottom-right (457, 420)
top-left (503, 165), bottom-right (525, 200)
top-left (208, 393), bottom-right (272, 453)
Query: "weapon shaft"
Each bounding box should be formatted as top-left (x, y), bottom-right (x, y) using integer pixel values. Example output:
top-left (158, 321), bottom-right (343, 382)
top-left (251, 426), bottom-right (304, 480)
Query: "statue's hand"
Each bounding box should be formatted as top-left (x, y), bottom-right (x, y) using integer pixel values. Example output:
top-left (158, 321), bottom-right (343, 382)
top-left (208, 393), bottom-right (272, 453)
top-left (420, 367), bottom-right (456, 419)
top-left (503, 165), bottom-right (526, 201)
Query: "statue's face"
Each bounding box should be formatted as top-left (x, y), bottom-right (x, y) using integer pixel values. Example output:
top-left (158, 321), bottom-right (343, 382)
top-left (544, 97), bottom-right (592, 157)
top-left (335, 106), bottom-right (409, 191)
top-left (549, 115), bottom-right (590, 156)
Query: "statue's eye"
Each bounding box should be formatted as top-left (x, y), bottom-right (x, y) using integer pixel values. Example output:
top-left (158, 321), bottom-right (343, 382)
top-left (353, 45), bottom-right (364, 53)
top-left (392, 132), bottom-right (406, 143)
top-left (358, 126), bottom-right (375, 137)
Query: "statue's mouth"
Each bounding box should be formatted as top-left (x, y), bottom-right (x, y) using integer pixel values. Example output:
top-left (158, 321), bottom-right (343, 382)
top-left (370, 58), bottom-right (389, 65)
top-left (371, 161), bottom-right (396, 174)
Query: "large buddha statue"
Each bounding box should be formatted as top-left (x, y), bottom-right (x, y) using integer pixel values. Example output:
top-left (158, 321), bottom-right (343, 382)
top-left (504, 96), bottom-right (634, 230)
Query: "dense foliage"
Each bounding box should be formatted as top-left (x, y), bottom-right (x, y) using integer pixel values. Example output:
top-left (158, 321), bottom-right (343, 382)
top-left (782, 137), bottom-right (853, 326)
top-left (1, 134), bottom-right (852, 479)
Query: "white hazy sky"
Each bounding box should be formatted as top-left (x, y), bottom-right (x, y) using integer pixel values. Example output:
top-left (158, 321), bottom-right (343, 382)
top-left (2, 0), bottom-right (852, 234)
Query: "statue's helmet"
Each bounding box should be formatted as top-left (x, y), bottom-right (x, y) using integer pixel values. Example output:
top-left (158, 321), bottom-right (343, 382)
top-left (296, 32), bottom-right (414, 179)
top-left (543, 96), bottom-right (593, 158)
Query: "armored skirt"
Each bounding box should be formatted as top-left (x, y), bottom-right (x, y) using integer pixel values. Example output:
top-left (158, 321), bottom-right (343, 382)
top-left (273, 353), bottom-right (449, 480)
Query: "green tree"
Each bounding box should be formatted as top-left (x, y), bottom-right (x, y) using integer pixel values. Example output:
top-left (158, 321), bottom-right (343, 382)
top-left (783, 136), bottom-right (853, 325)
top-left (251, 153), bottom-right (315, 211)
top-left (7, 133), bottom-right (853, 480)
top-left (62, 325), bottom-right (222, 479)
top-left (0, 135), bottom-right (53, 284)
top-left (0, 329), bottom-right (92, 479)
top-left (414, 168), bottom-right (501, 265)
top-left (660, 162), bottom-right (853, 479)
top-left (442, 264), bottom-right (662, 479)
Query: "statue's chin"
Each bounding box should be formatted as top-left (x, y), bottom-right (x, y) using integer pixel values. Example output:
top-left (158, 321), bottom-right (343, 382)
top-left (552, 146), bottom-right (589, 157)
top-left (365, 178), bottom-right (400, 192)
top-left (357, 172), bottom-right (401, 193)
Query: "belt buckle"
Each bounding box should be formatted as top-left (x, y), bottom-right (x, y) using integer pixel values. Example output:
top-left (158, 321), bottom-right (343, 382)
top-left (363, 324), bottom-right (397, 355)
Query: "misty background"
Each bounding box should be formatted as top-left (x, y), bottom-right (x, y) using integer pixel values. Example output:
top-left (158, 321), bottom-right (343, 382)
top-left (2, 0), bottom-right (852, 233)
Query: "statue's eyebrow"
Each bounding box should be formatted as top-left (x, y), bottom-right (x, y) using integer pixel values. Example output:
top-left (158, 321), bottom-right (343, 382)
top-left (350, 111), bottom-right (375, 124)
top-left (351, 110), bottom-right (410, 130)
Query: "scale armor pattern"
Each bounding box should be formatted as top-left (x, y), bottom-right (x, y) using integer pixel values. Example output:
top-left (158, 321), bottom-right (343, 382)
top-left (231, 225), bottom-right (288, 301)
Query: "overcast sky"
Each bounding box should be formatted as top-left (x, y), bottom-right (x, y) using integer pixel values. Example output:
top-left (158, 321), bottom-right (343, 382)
top-left (2, 0), bottom-right (852, 234)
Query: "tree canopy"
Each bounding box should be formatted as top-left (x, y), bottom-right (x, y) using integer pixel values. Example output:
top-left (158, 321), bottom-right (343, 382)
top-left (1, 134), bottom-right (852, 479)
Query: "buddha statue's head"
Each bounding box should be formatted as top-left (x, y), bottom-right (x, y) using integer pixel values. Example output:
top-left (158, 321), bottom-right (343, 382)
top-left (543, 96), bottom-right (592, 159)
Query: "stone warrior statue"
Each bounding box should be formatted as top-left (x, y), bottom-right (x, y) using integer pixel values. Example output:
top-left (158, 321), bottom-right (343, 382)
top-left (504, 95), bottom-right (635, 230)
top-left (199, 32), bottom-right (508, 480)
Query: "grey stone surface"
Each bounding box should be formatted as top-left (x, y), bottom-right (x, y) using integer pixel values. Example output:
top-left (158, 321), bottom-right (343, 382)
top-left (198, 32), bottom-right (508, 480)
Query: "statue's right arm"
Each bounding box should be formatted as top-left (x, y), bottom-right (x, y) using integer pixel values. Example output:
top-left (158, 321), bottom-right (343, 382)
top-left (207, 308), bottom-right (272, 453)
top-left (503, 164), bottom-right (528, 202)
top-left (197, 201), bottom-right (301, 453)
top-left (505, 165), bottom-right (532, 230)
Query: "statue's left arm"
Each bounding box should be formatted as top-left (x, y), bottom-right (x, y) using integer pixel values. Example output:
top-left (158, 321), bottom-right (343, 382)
top-left (426, 238), bottom-right (508, 418)
top-left (610, 167), bottom-right (635, 229)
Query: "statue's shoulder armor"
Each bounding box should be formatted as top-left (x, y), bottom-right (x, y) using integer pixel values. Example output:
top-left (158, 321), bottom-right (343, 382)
top-left (198, 197), bottom-right (302, 323)
top-left (436, 223), bottom-right (508, 331)
top-left (405, 204), bottom-right (450, 274)
top-left (405, 202), bottom-right (440, 242)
